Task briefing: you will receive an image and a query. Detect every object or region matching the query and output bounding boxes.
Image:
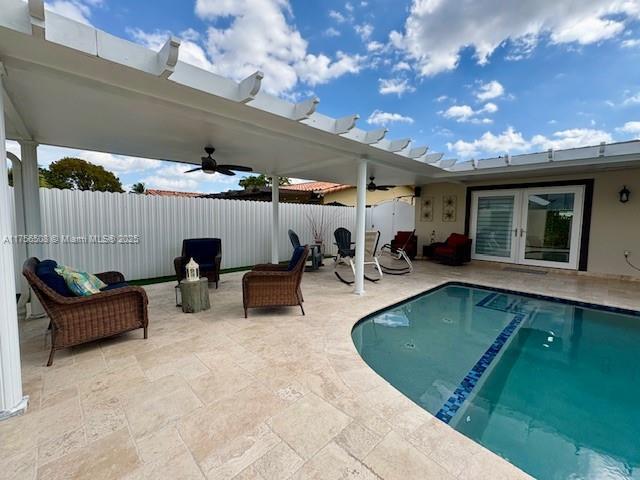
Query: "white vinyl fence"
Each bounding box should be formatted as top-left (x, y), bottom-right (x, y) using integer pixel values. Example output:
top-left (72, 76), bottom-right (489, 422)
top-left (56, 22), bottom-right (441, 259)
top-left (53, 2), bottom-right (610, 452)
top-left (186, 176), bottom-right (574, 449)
top-left (30, 189), bottom-right (356, 280)
top-left (366, 199), bottom-right (415, 248)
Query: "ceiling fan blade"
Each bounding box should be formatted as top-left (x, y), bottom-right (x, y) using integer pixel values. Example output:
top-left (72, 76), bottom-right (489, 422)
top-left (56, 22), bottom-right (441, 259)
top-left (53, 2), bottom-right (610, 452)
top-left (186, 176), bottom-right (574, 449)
top-left (217, 164), bottom-right (253, 172)
top-left (184, 167), bottom-right (203, 173)
top-left (377, 185), bottom-right (395, 190)
top-left (216, 167), bottom-right (236, 176)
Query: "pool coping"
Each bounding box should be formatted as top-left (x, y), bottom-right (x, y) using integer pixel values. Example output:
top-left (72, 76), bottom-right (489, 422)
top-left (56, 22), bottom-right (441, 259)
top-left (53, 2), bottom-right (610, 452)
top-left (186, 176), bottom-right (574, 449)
top-left (351, 280), bottom-right (640, 335)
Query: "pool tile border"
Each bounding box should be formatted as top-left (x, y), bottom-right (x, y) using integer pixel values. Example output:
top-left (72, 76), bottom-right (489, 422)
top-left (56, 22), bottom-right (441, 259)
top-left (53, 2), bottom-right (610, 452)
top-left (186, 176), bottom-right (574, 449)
top-left (435, 311), bottom-right (527, 424)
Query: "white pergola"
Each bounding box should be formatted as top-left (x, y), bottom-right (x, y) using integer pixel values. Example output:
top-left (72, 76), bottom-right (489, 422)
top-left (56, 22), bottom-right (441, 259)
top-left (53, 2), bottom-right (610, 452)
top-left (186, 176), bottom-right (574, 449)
top-left (2, 0), bottom-right (640, 419)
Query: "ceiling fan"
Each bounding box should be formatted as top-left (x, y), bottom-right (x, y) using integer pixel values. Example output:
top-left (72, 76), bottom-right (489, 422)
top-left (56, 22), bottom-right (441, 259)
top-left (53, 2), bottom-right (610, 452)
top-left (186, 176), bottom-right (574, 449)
top-left (184, 146), bottom-right (253, 176)
top-left (367, 176), bottom-right (395, 192)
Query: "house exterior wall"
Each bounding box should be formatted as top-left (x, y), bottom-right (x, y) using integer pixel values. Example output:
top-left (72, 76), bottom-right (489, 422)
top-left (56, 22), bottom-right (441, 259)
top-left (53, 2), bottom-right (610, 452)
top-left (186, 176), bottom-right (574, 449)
top-left (415, 167), bottom-right (640, 278)
top-left (323, 185), bottom-right (415, 206)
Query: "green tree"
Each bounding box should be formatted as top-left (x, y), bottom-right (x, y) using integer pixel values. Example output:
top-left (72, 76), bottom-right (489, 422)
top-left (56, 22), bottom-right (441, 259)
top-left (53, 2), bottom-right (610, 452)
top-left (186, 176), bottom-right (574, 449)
top-left (7, 168), bottom-right (50, 187)
top-left (238, 174), bottom-right (291, 190)
top-left (130, 182), bottom-right (146, 194)
top-left (42, 158), bottom-right (124, 192)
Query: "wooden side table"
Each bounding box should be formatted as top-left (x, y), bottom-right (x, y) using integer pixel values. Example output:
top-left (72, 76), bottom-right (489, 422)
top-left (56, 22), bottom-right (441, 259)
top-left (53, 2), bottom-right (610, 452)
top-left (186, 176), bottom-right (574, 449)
top-left (179, 278), bottom-right (211, 313)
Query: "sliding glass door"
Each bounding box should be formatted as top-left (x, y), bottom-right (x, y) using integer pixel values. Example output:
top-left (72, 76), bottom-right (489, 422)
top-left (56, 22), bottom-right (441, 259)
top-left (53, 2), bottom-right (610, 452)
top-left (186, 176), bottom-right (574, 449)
top-left (470, 186), bottom-right (585, 269)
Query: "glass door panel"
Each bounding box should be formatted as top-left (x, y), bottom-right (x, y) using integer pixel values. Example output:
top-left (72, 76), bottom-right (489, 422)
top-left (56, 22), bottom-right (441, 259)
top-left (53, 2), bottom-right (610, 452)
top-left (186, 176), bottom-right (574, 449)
top-left (519, 187), bottom-right (584, 269)
top-left (471, 193), bottom-right (518, 262)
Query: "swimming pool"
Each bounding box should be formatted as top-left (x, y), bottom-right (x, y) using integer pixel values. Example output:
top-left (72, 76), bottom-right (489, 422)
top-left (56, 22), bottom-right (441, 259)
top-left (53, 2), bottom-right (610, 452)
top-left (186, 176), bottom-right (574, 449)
top-left (351, 282), bottom-right (640, 480)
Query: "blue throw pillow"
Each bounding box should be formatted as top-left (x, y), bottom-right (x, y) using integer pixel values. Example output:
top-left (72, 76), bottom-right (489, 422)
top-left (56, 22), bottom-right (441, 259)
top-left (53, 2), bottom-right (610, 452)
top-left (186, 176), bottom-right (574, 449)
top-left (288, 246), bottom-right (306, 271)
top-left (36, 260), bottom-right (75, 297)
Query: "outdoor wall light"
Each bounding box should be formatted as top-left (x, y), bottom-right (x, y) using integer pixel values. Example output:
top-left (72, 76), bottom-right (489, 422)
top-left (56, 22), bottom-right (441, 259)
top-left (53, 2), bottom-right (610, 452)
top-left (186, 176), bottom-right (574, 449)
top-left (619, 185), bottom-right (630, 203)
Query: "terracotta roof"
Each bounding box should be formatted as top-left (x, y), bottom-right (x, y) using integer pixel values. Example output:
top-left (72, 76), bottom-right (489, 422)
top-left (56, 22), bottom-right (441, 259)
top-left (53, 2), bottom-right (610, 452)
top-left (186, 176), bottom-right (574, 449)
top-left (145, 189), bottom-right (204, 198)
top-left (281, 181), bottom-right (352, 194)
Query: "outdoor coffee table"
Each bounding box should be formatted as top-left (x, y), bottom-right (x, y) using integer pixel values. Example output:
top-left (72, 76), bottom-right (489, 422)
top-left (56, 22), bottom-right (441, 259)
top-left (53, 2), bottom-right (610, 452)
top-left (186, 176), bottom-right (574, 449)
top-left (178, 278), bottom-right (210, 313)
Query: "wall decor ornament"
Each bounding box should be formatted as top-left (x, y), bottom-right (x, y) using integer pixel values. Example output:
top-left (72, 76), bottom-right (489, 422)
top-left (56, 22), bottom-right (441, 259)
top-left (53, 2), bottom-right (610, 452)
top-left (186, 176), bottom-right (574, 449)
top-left (442, 195), bottom-right (457, 222)
top-left (421, 196), bottom-right (434, 222)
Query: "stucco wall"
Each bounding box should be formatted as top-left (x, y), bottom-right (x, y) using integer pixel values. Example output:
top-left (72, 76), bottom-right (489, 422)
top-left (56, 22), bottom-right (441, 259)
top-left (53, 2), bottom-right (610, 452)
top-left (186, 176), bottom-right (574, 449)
top-left (324, 185), bottom-right (415, 207)
top-left (415, 168), bottom-right (640, 278)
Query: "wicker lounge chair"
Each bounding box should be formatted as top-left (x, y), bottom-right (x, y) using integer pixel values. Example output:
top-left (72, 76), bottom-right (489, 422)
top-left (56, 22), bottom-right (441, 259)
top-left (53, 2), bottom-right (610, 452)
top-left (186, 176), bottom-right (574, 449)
top-left (242, 246), bottom-right (309, 317)
top-left (23, 258), bottom-right (149, 366)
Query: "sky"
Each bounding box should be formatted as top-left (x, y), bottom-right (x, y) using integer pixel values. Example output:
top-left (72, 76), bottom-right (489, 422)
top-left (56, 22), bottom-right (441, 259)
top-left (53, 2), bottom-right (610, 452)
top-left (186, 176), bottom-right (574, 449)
top-left (5, 0), bottom-right (640, 193)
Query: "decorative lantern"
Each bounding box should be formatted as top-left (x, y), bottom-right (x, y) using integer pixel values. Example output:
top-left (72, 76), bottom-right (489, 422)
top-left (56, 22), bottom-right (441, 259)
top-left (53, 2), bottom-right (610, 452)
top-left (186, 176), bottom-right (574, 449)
top-left (619, 185), bottom-right (630, 204)
top-left (185, 258), bottom-right (200, 282)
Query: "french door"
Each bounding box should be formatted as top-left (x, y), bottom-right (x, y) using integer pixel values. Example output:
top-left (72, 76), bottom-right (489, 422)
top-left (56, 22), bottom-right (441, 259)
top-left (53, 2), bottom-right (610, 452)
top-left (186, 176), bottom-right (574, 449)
top-left (469, 186), bottom-right (585, 269)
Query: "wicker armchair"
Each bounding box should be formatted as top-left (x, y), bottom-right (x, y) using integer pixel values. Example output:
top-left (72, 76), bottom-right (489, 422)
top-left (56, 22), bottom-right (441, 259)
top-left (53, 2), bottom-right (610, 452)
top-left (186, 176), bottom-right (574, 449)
top-left (242, 246), bottom-right (309, 318)
top-left (23, 258), bottom-right (149, 366)
top-left (174, 238), bottom-right (222, 288)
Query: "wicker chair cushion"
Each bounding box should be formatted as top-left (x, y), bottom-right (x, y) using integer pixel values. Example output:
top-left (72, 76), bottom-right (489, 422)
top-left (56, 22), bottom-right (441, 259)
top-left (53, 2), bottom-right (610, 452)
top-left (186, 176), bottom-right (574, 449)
top-left (36, 260), bottom-right (75, 297)
top-left (100, 282), bottom-right (129, 291)
top-left (184, 238), bottom-right (221, 265)
top-left (288, 246), bottom-right (306, 271)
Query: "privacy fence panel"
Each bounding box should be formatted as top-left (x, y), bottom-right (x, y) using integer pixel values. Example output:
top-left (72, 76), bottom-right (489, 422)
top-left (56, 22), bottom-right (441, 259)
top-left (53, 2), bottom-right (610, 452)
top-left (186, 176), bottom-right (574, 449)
top-left (37, 189), bottom-right (356, 281)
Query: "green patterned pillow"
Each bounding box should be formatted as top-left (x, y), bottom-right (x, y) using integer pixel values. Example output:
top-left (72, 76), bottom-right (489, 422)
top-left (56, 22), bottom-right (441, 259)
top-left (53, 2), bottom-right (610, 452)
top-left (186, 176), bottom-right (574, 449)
top-left (54, 266), bottom-right (107, 296)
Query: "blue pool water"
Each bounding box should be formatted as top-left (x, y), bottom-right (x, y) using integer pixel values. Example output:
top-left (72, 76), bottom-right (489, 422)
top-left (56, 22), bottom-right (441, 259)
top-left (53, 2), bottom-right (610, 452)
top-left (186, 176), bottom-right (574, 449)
top-left (351, 283), bottom-right (640, 480)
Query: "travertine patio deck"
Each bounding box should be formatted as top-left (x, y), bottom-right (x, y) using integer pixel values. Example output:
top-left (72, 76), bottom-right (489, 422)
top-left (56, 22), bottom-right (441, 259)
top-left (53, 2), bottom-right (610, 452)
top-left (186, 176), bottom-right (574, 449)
top-left (3, 261), bottom-right (639, 479)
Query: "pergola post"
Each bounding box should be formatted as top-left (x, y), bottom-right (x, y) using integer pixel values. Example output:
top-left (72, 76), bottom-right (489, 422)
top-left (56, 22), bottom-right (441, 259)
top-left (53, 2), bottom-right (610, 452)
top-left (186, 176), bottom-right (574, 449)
top-left (0, 71), bottom-right (28, 420)
top-left (354, 159), bottom-right (367, 295)
top-left (6, 152), bottom-right (29, 321)
top-left (271, 175), bottom-right (279, 264)
top-left (19, 140), bottom-right (44, 317)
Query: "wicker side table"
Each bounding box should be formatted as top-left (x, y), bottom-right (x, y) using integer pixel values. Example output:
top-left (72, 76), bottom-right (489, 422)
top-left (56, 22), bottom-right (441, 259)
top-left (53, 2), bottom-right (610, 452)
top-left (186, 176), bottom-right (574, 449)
top-left (179, 278), bottom-right (210, 313)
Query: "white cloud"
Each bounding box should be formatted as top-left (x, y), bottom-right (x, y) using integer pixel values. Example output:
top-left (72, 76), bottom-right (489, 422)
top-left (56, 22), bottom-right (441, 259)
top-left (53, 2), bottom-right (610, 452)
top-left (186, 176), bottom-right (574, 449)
top-left (354, 23), bottom-right (373, 41)
top-left (345, 2), bottom-right (354, 12)
top-left (440, 103), bottom-right (498, 123)
top-left (448, 127), bottom-right (614, 158)
top-left (133, 1), bottom-right (364, 95)
top-left (296, 51), bottom-right (363, 86)
top-left (378, 78), bottom-right (415, 97)
top-left (435, 95), bottom-right (449, 102)
top-left (390, 1), bottom-right (640, 76)
top-left (623, 91), bottom-right (640, 105)
top-left (367, 41), bottom-right (384, 52)
top-left (367, 110), bottom-right (414, 126)
top-left (392, 61), bottom-right (411, 72)
top-left (45, 0), bottom-right (93, 25)
top-left (531, 128), bottom-right (613, 150)
top-left (475, 80), bottom-right (505, 101)
top-left (329, 10), bottom-right (346, 23)
top-left (622, 38), bottom-right (640, 47)
top-left (324, 27), bottom-right (341, 37)
top-left (617, 121), bottom-right (640, 136)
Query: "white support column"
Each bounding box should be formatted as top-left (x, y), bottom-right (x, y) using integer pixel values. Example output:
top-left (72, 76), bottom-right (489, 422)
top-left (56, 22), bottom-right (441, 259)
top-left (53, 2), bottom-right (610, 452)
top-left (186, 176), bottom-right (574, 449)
top-left (19, 140), bottom-right (44, 318)
top-left (271, 176), bottom-right (279, 264)
top-left (0, 72), bottom-right (28, 420)
top-left (7, 153), bottom-right (29, 321)
top-left (354, 159), bottom-right (367, 295)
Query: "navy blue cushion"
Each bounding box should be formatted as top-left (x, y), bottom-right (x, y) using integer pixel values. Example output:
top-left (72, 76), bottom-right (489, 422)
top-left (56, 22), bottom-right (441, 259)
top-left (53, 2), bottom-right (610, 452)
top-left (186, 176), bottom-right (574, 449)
top-left (184, 239), bottom-right (220, 265)
top-left (100, 282), bottom-right (129, 292)
top-left (197, 263), bottom-right (215, 271)
top-left (288, 246), bottom-right (306, 271)
top-left (35, 259), bottom-right (75, 297)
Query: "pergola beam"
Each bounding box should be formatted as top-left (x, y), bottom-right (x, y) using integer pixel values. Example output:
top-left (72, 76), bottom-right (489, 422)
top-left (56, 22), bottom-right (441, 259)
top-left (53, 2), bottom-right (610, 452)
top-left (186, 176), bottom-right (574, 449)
top-left (374, 138), bottom-right (411, 153)
top-left (237, 71), bottom-right (263, 104)
top-left (156, 36), bottom-right (180, 79)
top-left (28, 0), bottom-right (45, 39)
top-left (291, 96), bottom-right (320, 121)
